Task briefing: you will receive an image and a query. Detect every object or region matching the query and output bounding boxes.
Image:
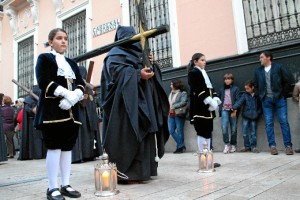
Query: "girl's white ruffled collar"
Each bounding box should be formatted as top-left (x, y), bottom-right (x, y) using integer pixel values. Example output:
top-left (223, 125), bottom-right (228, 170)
top-left (50, 50), bottom-right (76, 79)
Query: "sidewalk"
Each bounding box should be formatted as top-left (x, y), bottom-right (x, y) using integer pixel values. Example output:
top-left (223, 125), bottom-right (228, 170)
top-left (1, 151), bottom-right (300, 200)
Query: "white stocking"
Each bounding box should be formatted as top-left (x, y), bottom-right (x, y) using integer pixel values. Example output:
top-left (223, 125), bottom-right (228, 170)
top-left (197, 136), bottom-right (211, 151)
top-left (60, 150), bottom-right (72, 188)
top-left (206, 138), bottom-right (211, 150)
top-left (46, 149), bottom-right (61, 190)
top-left (197, 136), bottom-right (205, 151)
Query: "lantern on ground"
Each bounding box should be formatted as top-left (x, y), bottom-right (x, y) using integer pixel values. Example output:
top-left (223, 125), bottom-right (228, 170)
top-left (198, 142), bottom-right (215, 173)
top-left (94, 152), bottom-right (119, 197)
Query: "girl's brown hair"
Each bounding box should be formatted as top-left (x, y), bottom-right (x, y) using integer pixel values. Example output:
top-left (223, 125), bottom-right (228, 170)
top-left (171, 79), bottom-right (185, 91)
top-left (48, 28), bottom-right (67, 41)
top-left (187, 53), bottom-right (205, 70)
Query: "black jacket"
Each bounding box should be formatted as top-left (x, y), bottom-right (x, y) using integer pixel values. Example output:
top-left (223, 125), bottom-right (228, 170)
top-left (232, 92), bottom-right (262, 120)
top-left (34, 53), bottom-right (85, 129)
top-left (218, 84), bottom-right (240, 117)
top-left (253, 63), bottom-right (294, 100)
top-left (188, 67), bottom-right (218, 122)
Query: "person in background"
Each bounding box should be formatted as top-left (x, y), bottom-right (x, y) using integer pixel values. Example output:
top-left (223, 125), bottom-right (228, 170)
top-left (0, 93), bottom-right (8, 162)
top-left (18, 86), bottom-right (46, 160)
top-left (72, 66), bottom-right (102, 163)
top-left (34, 28), bottom-right (85, 200)
top-left (292, 74), bottom-right (300, 153)
top-left (1, 96), bottom-right (15, 158)
top-left (13, 98), bottom-right (24, 151)
top-left (0, 104), bottom-right (8, 162)
top-left (254, 51), bottom-right (294, 155)
top-left (218, 73), bottom-right (240, 154)
top-left (16, 108), bottom-right (24, 147)
top-left (168, 79), bottom-right (188, 154)
top-left (232, 80), bottom-right (262, 153)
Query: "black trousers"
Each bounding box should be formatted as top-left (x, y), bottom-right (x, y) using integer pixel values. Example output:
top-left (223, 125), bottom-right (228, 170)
top-left (42, 120), bottom-right (79, 151)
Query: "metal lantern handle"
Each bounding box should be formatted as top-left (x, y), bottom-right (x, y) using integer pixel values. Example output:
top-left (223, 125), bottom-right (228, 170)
top-left (116, 169), bottom-right (129, 179)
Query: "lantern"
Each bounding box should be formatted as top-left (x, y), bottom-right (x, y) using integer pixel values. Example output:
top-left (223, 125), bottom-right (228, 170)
top-left (198, 142), bottom-right (215, 173)
top-left (94, 152), bottom-right (119, 197)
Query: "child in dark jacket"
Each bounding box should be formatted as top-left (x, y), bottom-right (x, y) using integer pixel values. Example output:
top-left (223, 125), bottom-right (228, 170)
top-left (219, 73), bottom-right (240, 154)
top-left (232, 80), bottom-right (262, 153)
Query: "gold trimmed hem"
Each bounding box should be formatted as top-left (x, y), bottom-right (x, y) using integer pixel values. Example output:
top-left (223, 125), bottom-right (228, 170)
top-left (43, 118), bottom-right (82, 125)
top-left (193, 115), bottom-right (214, 119)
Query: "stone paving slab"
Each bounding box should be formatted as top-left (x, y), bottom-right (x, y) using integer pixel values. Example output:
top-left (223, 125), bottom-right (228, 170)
top-left (1, 152), bottom-right (300, 199)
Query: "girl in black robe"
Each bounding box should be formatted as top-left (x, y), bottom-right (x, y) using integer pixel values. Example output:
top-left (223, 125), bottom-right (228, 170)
top-left (188, 53), bottom-right (221, 151)
top-left (34, 28), bottom-right (85, 200)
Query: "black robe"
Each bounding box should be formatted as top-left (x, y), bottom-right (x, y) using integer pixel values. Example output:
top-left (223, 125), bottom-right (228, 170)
top-left (19, 87), bottom-right (47, 160)
top-left (101, 26), bottom-right (169, 181)
top-left (0, 109), bottom-right (8, 162)
top-left (188, 67), bottom-right (218, 138)
top-left (72, 67), bottom-right (103, 163)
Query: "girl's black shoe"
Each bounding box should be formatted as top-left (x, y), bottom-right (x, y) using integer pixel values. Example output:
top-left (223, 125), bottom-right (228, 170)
top-left (47, 188), bottom-right (65, 200)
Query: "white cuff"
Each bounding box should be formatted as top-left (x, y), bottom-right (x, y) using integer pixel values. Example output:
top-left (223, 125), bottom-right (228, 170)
top-left (203, 96), bottom-right (213, 105)
top-left (213, 97), bottom-right (222, 105)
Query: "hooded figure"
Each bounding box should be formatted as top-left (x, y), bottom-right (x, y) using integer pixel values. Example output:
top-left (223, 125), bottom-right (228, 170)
top-left (100, 26), bottom-right (169, 182)
top-left (19, 85), bottom-right (47, 160)
top-left (72, 66), bottom-right (103, 163)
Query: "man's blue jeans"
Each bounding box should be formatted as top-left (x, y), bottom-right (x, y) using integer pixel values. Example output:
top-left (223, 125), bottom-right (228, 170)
top-left (168, 115), bottom-right (185, 149)
top-left (221, 110), bottom-right (237, 145)
top-left (242, 118), bottom-right (257, 149)
top-left (262, 97), bottom-right (292, 148)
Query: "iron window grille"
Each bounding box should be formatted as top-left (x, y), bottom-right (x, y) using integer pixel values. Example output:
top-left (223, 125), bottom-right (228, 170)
top-left (243, 0), bottom-right (300, 50)
top-left (18, 36), bottom-right (34, 98)
top-left (129, 0), bottom-right (173, 70)
top-left (62, 10), bottom-right (87, 68)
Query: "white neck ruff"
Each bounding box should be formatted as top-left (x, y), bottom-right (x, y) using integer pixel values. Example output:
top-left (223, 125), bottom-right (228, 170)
top-left (51, 50), bottom-right (76, 79)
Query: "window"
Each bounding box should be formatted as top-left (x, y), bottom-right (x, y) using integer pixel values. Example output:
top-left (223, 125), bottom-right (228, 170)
top-left (62, 10), bottom-right (87, 67)
top-left (129, 0), bottom-right (172, 69)
top-left (18, 36), bottom-right (34, 98)
top-left (243, 0), bottom-right (300, 49)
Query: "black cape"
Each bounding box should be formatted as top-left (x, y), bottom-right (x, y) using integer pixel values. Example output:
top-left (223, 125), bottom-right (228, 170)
top-left (101, 26), bottom-right (169, 181)
top-left (19, 86), bottom-right (47, 160)
top-left (0, 109), bottom-right (8, 162)
top-left (72, 67), bottom-right (103, 163)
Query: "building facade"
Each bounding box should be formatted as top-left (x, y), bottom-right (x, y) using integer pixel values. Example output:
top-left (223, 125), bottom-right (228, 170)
top-left (0, 0), bottom-right (299, 100)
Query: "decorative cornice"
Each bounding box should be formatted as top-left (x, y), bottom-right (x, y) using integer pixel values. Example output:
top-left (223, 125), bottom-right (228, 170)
top-left (27, 0), bottom-right (39, 25)
top-left (14, 26), bottom-right (35, 41)
top-left (52, 0), bottom-right (62, 13)
top-left (57, 0), bottom-right (88, 19)
top-left (5, 6), bottom-right (17, 35)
